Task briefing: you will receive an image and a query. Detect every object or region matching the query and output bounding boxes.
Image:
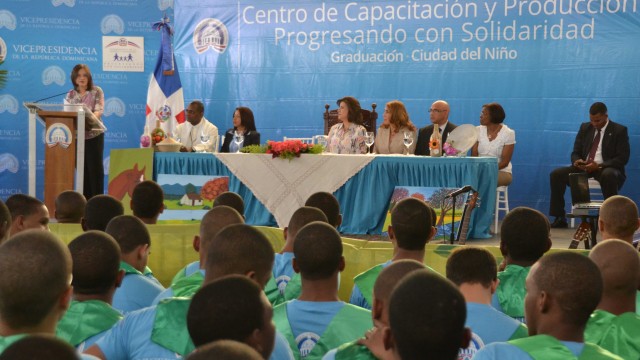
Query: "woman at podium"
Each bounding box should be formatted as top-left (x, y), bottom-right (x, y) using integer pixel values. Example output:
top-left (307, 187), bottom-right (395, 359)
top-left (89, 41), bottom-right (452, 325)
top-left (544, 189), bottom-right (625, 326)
top-left (65, 64), bottom-right (105, 199)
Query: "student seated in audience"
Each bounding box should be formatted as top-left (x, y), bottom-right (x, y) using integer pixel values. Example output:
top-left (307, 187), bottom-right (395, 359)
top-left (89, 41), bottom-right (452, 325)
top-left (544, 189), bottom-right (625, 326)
top-left (384, 269), bottom-right (471, 360)
top-left (492, 207), bottom-right (551, 322)
top-left (474, 252), bottom-right (621, 359)
top-left (265, 206), bottom-right (328, 305)
top-left (350, 197), bottom-right (436, 310)
top-left (104, 215), bottom-right (164, 313)
top-left (305, 192), bottom-right (342, 229)
top-left (598, 195), bottom-right (640, 245)
top-left (131, 180), bottom-right (164, 225)
top-left (187, 276), bottom-right (275, 359)
top-left (0, 200), bottom-right (10, 245)
top-left (54, 190), bottom-right (86, 224)
top-left (323, 259), bottom-right (425, 360)
top-left (81, 195), bottom-right (124, 232)
top-left (274, 222), bottom-right (372, 359)
top-left (446, 247), bottom-right (527, 358)
top-left (86, 224), bottom-right (292, 360)
top-left (57, 231), bottom-right (124, 350)
top-left (0, 231), bottom-right (72, 354)
top-left (186, 340), bottom-right (263, 360)
top-left (0, 335), bottom-right (81, 360)
top-left (6, 194), bottom-right (49, 236)
top-left (153, 206), bottom-right (245, 304)
top-left (213, 191), bottom-right (245, 217)
top-left (584, 240), bottom-right (640, 359)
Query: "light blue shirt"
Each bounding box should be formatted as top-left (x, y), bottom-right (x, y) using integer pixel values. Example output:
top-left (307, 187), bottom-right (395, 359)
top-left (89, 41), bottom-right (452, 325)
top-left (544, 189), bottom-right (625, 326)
top-left (274, 252), bottom-right (295, 296)
top-left (113, 273), bottom-right (165, 314)
top-left (286, 300), bottom-right (345, 358)
top-left (461, 302), bottom-right (527, 358)
top-left (272, 331), bottom-right (295, 360)
top-left (349, 260), bottom-right (392, 310)
top-left (491, 292), bottom-right (526, 324)
top-left (322, 348), bottom-right (338, 360)
top-left (472, 340), bottom-right (584, 359)
top-left (182, 261), bottom-right (201, 278)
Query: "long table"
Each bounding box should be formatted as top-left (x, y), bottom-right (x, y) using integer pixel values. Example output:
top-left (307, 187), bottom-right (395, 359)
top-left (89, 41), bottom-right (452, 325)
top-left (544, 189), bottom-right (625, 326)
top-left (154, 153), bottom-right (498, 239)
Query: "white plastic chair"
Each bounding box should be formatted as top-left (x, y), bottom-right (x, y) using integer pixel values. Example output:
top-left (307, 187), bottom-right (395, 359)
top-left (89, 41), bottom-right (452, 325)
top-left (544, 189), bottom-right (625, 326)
top-left (283, 136), bottom-right (313, 144)
top-left (494, 186), bottom-right (510, 233)
top-left (570, 179), bottom-right (603, 228)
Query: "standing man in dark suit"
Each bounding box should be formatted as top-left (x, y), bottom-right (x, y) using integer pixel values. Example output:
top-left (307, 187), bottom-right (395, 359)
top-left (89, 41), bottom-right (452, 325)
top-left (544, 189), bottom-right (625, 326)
top-left (415, 100), bottom-right (458, 156)
top-left (549, 102), bottom-right (630, 228)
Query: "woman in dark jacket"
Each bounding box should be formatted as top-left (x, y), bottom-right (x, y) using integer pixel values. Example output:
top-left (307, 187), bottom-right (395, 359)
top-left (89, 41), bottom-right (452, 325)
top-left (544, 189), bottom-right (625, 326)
top-left (220, 106), bottom-right (261, 153)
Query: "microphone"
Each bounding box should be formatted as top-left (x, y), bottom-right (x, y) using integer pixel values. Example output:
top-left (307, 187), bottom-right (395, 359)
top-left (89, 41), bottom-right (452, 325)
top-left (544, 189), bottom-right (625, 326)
top-left (32, 91), bottom-right (68, 104)
top-left (445, 185), bottom-right (474, 198)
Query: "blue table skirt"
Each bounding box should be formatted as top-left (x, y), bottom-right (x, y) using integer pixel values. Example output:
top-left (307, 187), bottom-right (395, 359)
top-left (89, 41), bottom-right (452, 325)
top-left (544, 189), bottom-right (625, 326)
top-left (154, 153), bottom-right (498, 238)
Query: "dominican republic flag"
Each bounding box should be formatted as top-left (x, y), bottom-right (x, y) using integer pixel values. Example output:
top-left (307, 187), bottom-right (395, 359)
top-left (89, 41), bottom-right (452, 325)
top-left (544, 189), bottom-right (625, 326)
top-left (145, 15), bottom-right (185, 137)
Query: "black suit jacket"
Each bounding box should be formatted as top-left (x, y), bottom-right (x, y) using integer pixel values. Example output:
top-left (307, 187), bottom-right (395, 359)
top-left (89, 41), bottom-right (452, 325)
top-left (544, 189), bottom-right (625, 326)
top-left (220, 128), bottom-right (261, 153)
top-left (415, 122), bottom-right (458, 156)
top-left (570, 120), bottom-right (629, 175)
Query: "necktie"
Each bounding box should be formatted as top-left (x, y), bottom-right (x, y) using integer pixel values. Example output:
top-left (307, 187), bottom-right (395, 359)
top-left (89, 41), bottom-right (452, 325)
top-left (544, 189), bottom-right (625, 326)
top-left (587, 129), bottom-right (601, 162)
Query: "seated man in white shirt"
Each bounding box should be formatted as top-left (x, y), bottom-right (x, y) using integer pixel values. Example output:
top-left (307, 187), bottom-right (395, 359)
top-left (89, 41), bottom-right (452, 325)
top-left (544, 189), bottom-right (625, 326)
top-left (176, 100), bottom-right (219, 153)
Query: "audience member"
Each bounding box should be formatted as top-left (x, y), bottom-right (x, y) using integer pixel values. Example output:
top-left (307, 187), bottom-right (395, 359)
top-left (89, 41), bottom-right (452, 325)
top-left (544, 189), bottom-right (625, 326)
top-left (415, 100), bottom-right (457, 156)
top-left (350, 197), bottom-right (436, 309)
top-left (187, 276), bottom-right (275, 359)
top-left (325, 96), bottom-right (368, 154)
top-left (104, 215), bottom-right (164, 313)
top-left (492, 207), bottom-right (551, 322)
top-left (598, 195), bottom-right (640, 244)
top-left (130, 180), bottom-right (164, 224)
top-left (305, 192), bottom-right (342, 229)
top-left (56, 231), bottom-right (124, 350)
top-left (274, 222), bottom-right (372, 359)
top-left (0, 200), bottom-right (10, 245)
top-left (0, 230), bottom-right (72, 354)
top-left (54, 190), bottom-right (87, 224)
top-left (471, 103), bottom-right (516, 186)
top-left (0, 335), bottom-right (80, 360)
top-left (323, 260), bottom-right (425, 360)
top-left (474, 252), bottom-right (620, 359)
top-left (446, 247), bottom-right (527, 358)
top-left (6, 194), bottom-right (49, 236)
top-left (374, 100), bottom-right (417, 154)
top-left (81, 195), bottom-right (124, 232)
top-left (176, 100), bottom-right (219, 153)
top-left (213, 191), bottom-right (245, 216)
top-left (384, 269), bottom-right (470, 360)
top-left (584, 240), bottom-right (640, 359)
top-left (265, 206), bottom-right (328, 305)
top-left (186, 340), bottom-right (263, 360)
top-left (220, 107), bottom-right (261, 153)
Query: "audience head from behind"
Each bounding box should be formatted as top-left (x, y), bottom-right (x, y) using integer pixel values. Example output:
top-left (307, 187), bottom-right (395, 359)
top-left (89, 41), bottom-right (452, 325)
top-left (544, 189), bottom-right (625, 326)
top-left (205, 223), bottom-right (274, 287)
top-left (196, 205), bottom-right (245, 265)
top-left (0, 230), bottom-right (72, 335)
top-left (500, 207), bottom-right (551, 265)
top-left (68, 231), bottom-right (123, 300)
top-left (372, 259), bottom-right (426, 326)
top-left (293, 221), bottom-right (344, 281)
top-left (0, 200), bottom-right (10, 244)
top-left (6, 194), bottom-right (49, 237)
top-left (82, 194), bottom-right (124, 232)
top-left (212, 191), bottom-right (245, 217)
top-left (389, 197), bottom-right (436, 251)
top-left (187, 276), bottom-right (275, 359)
top-left (304, 191), bottom-right (342, 229)
top-left (186, 340), bottom-right (263, 360)
top-left (385, 269), bottom-right (470, 360)
top-left (598, 195), bottom-right (640, 244)
top-left (130, 180), bottom-right (164, 225)
top-left (105, 215), bottom-right (150, 273)
top-left (525, 252), bottom-right (602, 336)
top-left (589, 239), bottom-right (639, 314)
top-left (446, 246), bottom-right (498, 292)
top-left (0, 334), bottom-right (80, 360)
top-left (54, 190), bottom-right (86, 224)
top-left (282, 206), bottom-right (328, 251)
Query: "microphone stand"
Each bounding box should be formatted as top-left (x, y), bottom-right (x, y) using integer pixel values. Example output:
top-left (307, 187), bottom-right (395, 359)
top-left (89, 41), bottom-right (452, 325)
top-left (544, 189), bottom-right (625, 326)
top-left (449, 194), bottom-right (457, 244)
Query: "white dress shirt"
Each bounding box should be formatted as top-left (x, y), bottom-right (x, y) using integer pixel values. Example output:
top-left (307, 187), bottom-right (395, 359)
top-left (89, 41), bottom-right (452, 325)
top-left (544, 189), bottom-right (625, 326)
top-left (175, 117), bottom-right (219, 152)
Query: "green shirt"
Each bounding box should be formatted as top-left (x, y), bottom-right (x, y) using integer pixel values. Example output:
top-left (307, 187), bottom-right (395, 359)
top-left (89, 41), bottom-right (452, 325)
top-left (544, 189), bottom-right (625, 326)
top-left (334, 340), bottom-right (377, 360)
top-left (151, 297), bottom-right (194, 356)
top-left (0, 334), bottom-right (27, 354)
top-left (496, 264), bottom-right (530, 318)
top-left (56, 300), bottom-right (122, 346)
top-left (509, 334), bottom-right (622, 359)
top-left (584, 309), bottom-right (640, 359)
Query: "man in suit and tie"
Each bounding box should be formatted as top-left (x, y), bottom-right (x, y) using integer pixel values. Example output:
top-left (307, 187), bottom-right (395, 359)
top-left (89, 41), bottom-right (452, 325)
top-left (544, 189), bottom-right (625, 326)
top-left (415, 100), bottom-right (458, 156)
top-left (549, 102), bottom-right (630, 228)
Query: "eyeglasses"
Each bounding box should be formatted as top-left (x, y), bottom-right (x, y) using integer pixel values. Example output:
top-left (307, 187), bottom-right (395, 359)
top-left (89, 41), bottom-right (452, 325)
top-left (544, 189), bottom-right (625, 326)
top-left (428, 109), bottom-right (446, 113)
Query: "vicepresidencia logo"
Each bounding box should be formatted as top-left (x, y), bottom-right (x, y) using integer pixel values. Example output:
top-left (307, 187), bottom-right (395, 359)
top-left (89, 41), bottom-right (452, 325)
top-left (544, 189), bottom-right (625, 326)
top-left (0, 95), bottom-right (19, 115)
top-left (101, 15), bottom-right (125, 35)
top-left (0, 154), bottom-right (19, 174)
top-left (45, 123), bottom-right (72, 149)
top-left (42, 66), bottom-right (66, 86)
top-left (0, 10), bottom-right (16, 31)
top-left (193, 18), bottom-right (228, 54)
top-left (104, 97), bottom-right (126, 117)
top-left (158, 0), bottom-right (173, 11)
top-left (52, 0), bottom-right (76, 7)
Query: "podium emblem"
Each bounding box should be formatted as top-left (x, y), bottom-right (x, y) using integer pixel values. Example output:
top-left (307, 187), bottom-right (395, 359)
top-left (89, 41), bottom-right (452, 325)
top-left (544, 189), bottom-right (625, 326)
top-left (45, 123), bottom-right (72, 149)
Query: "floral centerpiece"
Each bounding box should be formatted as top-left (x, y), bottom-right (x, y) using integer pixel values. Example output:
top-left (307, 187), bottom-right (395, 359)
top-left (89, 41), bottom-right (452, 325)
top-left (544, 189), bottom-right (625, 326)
top-left (443, 142), bottom-right (459, 156)
top-left (240, 140), bottom-right (323, 160)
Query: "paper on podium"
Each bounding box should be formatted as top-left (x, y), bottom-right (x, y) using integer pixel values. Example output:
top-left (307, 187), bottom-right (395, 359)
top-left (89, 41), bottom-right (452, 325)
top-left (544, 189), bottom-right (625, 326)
top-left (63, 100), bottom-right (107, 132)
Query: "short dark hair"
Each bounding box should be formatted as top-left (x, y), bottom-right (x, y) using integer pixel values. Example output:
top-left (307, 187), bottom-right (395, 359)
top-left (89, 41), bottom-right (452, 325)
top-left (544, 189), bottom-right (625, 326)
top-left (590, 239), bottom-right (640, 298)
top-left (83, 195), bottom-right (124, 232)
top-left (389, 270), bottom-right (466, 360)
top-left (446, 247), bottom-right (497, 288)
top-left (0, 231), bottom-right (71, 329)
top-left (589, 102), bottom-right (607, 115)
top-left (599, 195), bottom-right (639, 239)
top-left (0, 334), bottom-right (79, 360)
top-left (391, 198), bottom-right (434, 251)
top-left (188, 276), bottom-right (265, 347)
top-left (189, 100), bottom-right (205, 114)
top-left (0, 199), bottom-right (11, 242)
top-left (482, 103), bottom-right (506, 124)
top-left (337, 96), bottom-right (363, 125)
top-left (500, 207), bottom-right (550, 262)
top-left (6, 194), bottom-right (44, 220)
top-left (287, 206), bottom-right (328, 242)
top-left (533, 252), bottom-right (602, 327)
top-left (105, 215), bottom-right (150, 254)
top-left (131, 181), bottom-right (164, 219)
top-left (213, 192), bottom-right (245, 216)
top-left (68, 231), bottom-right (121, 295)
top-left (305, 192), bottom-right (341, 228)
top-left (294, 222), bottom-right (343, 280)
top-left (235, 107), bottom-right (257, 132)
top-left (70, 63), bottom-right (94, 91)
top-left (373, 259), bottom-right (425, 303)
top-left (199, 206), bottom-right (244, 252)
top-left (54, 191), bottom-right (86, 224)
top-left (187, 340), bottom-right (262, 360)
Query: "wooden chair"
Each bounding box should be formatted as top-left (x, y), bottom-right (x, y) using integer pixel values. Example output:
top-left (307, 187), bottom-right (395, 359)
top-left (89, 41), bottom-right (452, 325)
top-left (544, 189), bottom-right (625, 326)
top-left (323, 103), bottom-right (378, 136)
